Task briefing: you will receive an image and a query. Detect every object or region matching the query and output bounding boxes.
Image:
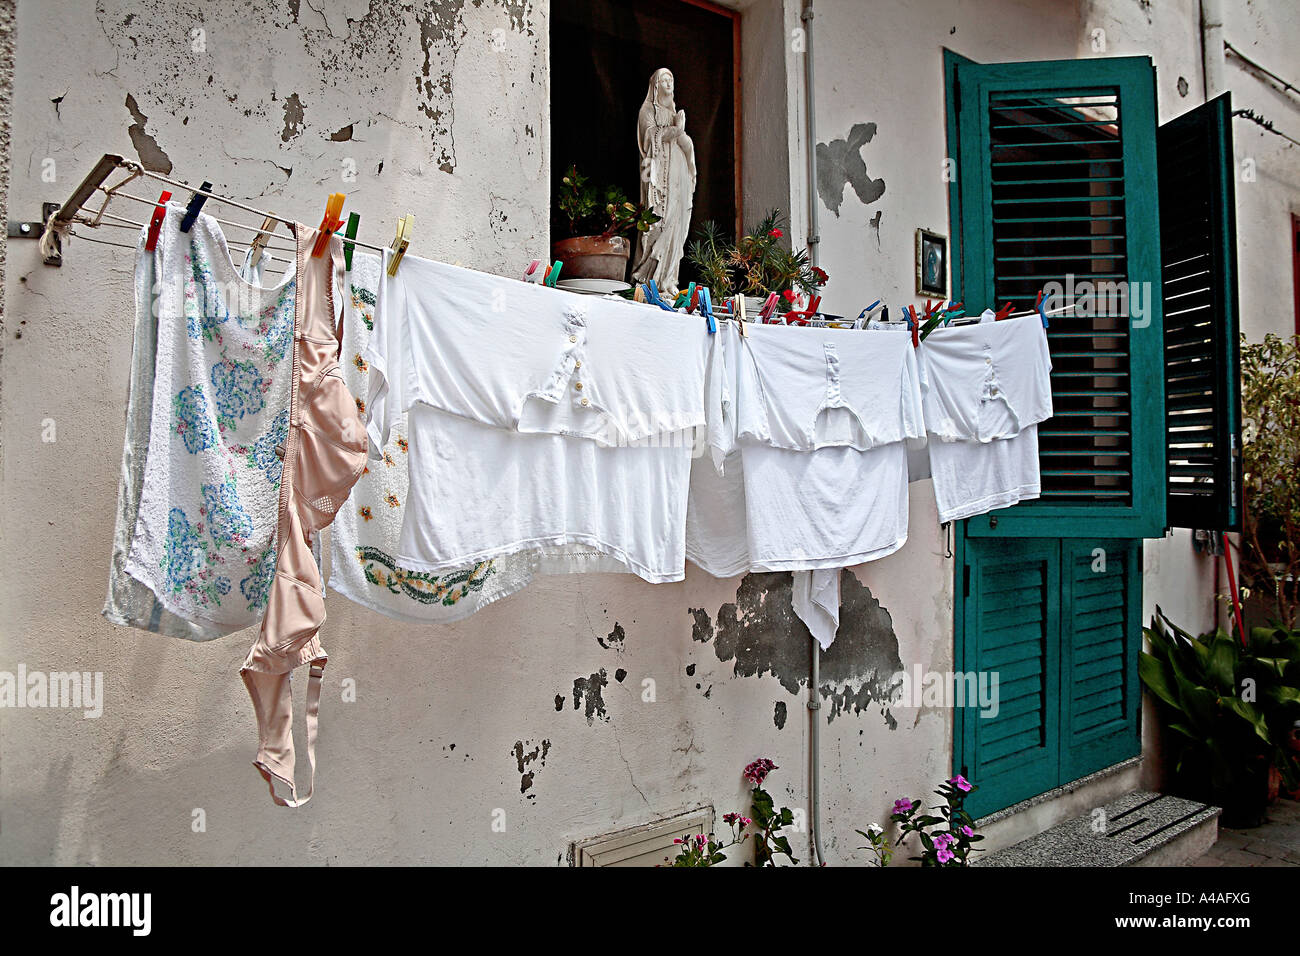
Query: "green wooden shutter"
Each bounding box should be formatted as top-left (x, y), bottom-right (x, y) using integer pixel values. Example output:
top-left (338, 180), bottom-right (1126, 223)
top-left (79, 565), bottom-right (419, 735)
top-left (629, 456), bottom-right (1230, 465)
top-left (958, 538), bottom-right (1060, 818)
top-left (954, 57), bottom-right (1166, 538)
top-left (1059, 538), bottom-right (1142, 781)
top-left (1158, 93), bottom-right (1242, 531)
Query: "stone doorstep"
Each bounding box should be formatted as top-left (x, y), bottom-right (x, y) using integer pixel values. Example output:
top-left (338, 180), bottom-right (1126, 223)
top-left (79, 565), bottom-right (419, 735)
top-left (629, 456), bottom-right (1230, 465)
top-left (974, 790), bottom-right (1221, 867)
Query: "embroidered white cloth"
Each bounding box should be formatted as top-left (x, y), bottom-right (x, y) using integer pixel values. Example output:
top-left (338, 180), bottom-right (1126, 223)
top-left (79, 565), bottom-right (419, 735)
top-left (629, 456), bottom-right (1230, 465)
top-left (329, 252), bottom-right (537, 621)
top-left (919, 315), bottom-right (1053, 522)
top-left (364, 253), bottom-right (709, 584)
top-left (122, 209), bottom-right (296, 629)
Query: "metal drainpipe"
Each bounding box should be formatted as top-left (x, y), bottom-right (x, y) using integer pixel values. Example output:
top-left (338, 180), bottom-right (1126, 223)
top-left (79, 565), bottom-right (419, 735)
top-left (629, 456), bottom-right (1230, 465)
top-left (1201, 0), bottom-right (1225, 101)
top-left (800, 1), bottom-right (827, 868)
top-left (802, 1), bottom-right (820, 268)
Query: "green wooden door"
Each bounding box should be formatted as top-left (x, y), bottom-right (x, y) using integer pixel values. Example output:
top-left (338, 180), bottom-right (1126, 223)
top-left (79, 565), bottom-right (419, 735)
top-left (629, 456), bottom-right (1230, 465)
top-left (957, 535), bottom-right (1142, 818)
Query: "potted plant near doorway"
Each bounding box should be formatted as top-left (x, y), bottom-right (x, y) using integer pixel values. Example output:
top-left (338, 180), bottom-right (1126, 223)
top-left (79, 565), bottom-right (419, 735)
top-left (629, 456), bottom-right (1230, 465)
top-left (553, 165), bottom-right (659, 283)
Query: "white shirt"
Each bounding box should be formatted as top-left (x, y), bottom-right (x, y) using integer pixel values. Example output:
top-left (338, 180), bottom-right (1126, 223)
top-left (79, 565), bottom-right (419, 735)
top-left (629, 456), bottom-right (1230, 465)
top-left (918, 315), bottom-right (1053, 522)
top-left (364, 254), bottom-right (711, 584)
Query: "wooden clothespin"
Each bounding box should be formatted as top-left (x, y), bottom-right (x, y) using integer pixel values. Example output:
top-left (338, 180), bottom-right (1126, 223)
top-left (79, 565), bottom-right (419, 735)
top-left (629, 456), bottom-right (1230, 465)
top-left (387, 214), bottom-right (413, 277)
top-left (633, 284), bottom-right (647, 303)
top-left (734, 294), bottom-right (748, 336)
top-left (311, 193), bottom-right (346, 258)
top-left (342, 212), bottom-right (361, 271)
top-left (178, 181), bottom-right (213, 233)
top-left (247, 215), bottom-right (278, 272)
top-left (144, 190), bottom-right (171, 252)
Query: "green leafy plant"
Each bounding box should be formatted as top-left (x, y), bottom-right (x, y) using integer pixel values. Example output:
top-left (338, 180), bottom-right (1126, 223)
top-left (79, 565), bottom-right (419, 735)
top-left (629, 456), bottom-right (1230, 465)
top-left (661, 815), bottom-right (751, 867)
top-left (1139, 608), bottom-right (1300, 813)
top-left (685, 210), bottom-right (828, 308)
top-left (556, 165), bottom-right (660, 239)
top-left (744, 758), bottom-right (799, 866)
top-left (855, 822), bottom-right (893, 867)
top-left (889, 776), bottom-right (984, 866)
top-left (1240, 333), bottom-right (1300, 628)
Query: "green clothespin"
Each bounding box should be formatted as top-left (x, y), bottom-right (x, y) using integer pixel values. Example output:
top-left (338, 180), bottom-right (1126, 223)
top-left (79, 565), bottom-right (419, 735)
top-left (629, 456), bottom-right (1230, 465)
top-left (342, 212), bottom-right (360, 271)
top-left (545, 260), bottom-right (563, 287)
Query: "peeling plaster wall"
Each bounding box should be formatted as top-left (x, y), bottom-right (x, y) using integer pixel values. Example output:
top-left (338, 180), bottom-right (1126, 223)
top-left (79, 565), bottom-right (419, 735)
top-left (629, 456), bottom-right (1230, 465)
top-left (2, 0), bottom-right (1295, 867)
top-left (0, 0), bottom-right (935, 867)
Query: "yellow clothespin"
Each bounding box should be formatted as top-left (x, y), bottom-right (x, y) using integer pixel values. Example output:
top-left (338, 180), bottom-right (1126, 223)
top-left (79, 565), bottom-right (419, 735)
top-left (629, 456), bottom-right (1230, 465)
top-left (311, 193), bottom-right (346, 258)
top-left (387, 214), bottom-right (413, 277)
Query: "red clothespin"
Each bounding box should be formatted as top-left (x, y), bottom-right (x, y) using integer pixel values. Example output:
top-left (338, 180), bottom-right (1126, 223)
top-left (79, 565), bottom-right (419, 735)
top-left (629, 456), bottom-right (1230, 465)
top-left (144, 191), bottom-right (172, 252)
top-left (311, 193), bottom-right (346, 258)
top-left (784, 294), bottom-right (823, 326)
top-left (685, 282), bottom-right (699, 314)
top-left (909, 305), bottom-right (921, 347)
top-left (993, 301), bottom-right (1015, 321)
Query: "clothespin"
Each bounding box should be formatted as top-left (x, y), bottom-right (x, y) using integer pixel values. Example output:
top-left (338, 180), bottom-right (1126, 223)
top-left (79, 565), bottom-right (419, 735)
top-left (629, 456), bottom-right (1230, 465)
top-left (311, 193), bottom-right (346, 258)
top-left (734, 294), bottom-right (748, 336)
top-left (547, 261), bottom-right (564, 286)
top-left (1035, 289), bottom-right (1050, 329)
top-left (909, 305), bottom-right (921, 348)
top-left (633, 284), bottom-right (647, 303)
top-left (673, 290), bottom-right (689, 309)
top-left (342, 212), bottom-right (361, 271)
top-left (699, 287), bottom-right (717, 334)
top-left (993, 301), bottom-right (1016, 321)
top-left (178, 181), bottom-right (212, 233)
top-left (144, 190), bottom-right (172, 252)
top-left (684, 282), bottom-right (699, 313)
top-left (856, 299), bottom-right (882, 323)
top-left (942, 300), bottom-right (964, 325)
top-left (386, 214), bottom-right (413, 277)
top-left (246, 215), bottom-right (278, 271)
top-left (644, 279), bottom-right (676, 312)
top-left (784, 294), bottom-right (823, 326)
top-left (759, 292), bottom-right (780, 322)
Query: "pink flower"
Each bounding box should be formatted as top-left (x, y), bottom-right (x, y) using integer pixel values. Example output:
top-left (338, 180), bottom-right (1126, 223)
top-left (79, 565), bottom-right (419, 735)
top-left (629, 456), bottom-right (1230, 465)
top-left (744, 758), bottom-right (778, 787)
top-left (933, 832), bottom-right (953, 850)
top-left (949, 774), bottom-right (972, 792)
top-left (892, 799), bottom-right (915, 816)
top-left (672, 838), bottom-right (684, 845)
top-left (936, 847), bottom-right (955, 864)
top-left (961, 825), bottom-right (975, 838)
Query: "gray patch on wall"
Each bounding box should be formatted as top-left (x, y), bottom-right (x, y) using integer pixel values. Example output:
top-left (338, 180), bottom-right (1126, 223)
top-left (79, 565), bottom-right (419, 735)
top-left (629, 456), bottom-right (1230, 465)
top-left (816, 123), bottom-right (886, 217)
top-left (599, 622), bottom-right (625, 651)
top-left (281, 93), bottom-right (304, 142)
top-left (124, 94), bottom-right (172, 173)
top-left (710, 570), bottom-right (902, 726)
top-left (572, 669), bottom-right (609, 724)
top-left (774, 701), bottom-right (787, 729)
top-left (689, 608), bottom-right (714, 644)
top-left (513, 738), bottom-right (551, 797)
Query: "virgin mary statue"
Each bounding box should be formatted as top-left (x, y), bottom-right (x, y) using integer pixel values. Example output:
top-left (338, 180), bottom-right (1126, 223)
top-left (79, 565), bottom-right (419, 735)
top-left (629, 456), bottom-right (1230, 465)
top-left (631, 68), bottom-right (697, 296)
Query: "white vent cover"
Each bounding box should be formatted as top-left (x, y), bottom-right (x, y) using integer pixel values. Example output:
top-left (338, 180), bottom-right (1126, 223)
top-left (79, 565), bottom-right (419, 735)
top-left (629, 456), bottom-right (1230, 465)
top-left (572, 806), bottom-right (715, 867)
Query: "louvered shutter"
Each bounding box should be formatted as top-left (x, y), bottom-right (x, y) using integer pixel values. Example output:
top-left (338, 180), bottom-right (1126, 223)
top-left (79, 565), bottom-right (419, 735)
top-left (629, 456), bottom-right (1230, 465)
top-left (954, 57), bottom-right (1165, 538)
top-left (1158, 94), bottom-right (1242, 531)
top-left (958, 538), bottom-right (1060, 818)
top-left (1059, 539), bottom-right (1142, 781)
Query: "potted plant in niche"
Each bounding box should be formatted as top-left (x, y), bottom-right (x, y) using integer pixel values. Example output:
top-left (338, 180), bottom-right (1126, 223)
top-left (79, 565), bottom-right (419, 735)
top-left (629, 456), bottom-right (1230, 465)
top-left (685, 209), bottom-right (828, 314)
top-left (553, 165), bottom-right (659, 283)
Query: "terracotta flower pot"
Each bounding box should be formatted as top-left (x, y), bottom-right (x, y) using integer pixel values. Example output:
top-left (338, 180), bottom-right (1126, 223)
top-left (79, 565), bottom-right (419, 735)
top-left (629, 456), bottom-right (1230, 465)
top-left (552, 235), bottom-right (631, 282)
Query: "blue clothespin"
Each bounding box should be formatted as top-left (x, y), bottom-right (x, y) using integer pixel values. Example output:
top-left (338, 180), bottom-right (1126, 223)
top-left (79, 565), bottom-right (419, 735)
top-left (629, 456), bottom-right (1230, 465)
top-left (179, 181), bottom-right (213, 233)
top-left (903, 306), bottom-right (914, 330)
top-left (856, 298), bottom-right (882, 321)
top-left (645, 279), bottom-right (676, 312)
top-left (699, 286), bottom-right (717, 334)
top-left (1035, 290), bottom-right (1050, 329)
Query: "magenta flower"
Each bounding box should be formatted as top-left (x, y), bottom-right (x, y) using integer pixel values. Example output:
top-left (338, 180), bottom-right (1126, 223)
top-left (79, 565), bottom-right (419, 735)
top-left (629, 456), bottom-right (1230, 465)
top-left (936, 847), bottom-right (955, 864)
top-left (949, 774), bottom-right (973, 792)
top-left (723, 812), bottom-right (738, 825)
top-left (892, 798), bottom-right (916, 816)
top-left (672, 838), bottom-right (684, 845)
top-left (744, 758), bottom-right (778, 787)
top-left (694, 834), bottom-right (707, 847)
top-left (961, 825), bottom-right (975, 838)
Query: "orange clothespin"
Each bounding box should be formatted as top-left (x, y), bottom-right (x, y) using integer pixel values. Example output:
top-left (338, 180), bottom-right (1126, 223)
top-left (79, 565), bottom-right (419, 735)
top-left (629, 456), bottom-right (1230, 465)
top-left (387, 214), bottom-right (414, 277)
top-left (144, 190), bottom-right (171, 252)
top-left (311, 193), bottom-right (346, 258)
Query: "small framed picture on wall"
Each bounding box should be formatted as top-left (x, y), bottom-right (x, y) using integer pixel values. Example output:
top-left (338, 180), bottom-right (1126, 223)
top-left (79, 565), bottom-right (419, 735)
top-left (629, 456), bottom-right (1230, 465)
top-left (915, 228), bottom-right (948, 298)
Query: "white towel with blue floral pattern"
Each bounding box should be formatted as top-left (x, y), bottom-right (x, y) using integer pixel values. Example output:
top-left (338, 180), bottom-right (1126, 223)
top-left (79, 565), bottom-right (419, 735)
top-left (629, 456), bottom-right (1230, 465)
top-left (123, 208), bottom-right (296, 629)
top-left (328, 251), bottom-right (535, 623)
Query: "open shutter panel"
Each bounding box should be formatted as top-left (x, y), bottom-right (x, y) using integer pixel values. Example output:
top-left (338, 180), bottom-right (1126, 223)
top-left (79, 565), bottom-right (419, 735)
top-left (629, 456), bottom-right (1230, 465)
top-left (1158, 93), bottom-right (1242, 531)
top-left (956, 57), bottom-right (1165, 538)
top-left (1059, 539), bottom-right (1142, 781)
top-left (959, 538), bottom-right (1060, 818)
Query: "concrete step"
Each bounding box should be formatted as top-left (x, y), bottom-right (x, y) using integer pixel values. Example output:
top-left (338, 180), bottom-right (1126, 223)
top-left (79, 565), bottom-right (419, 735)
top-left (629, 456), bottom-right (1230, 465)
top-left (975, 790), bottom-right (1220, 867)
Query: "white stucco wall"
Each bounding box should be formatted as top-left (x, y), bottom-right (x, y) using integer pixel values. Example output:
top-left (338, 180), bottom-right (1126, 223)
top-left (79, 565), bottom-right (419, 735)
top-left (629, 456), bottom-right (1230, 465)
top-left (1, 0), bottom-right (1295, 866)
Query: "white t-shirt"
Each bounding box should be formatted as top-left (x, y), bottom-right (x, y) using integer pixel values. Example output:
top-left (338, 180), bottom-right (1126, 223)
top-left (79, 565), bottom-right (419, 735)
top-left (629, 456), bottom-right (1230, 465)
top-left (363, 254), bottom-right (710, 584)
top-left (686, 324), bottom-right (921, 576)
top-left (918, 315), bottom-right (1053, 522)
